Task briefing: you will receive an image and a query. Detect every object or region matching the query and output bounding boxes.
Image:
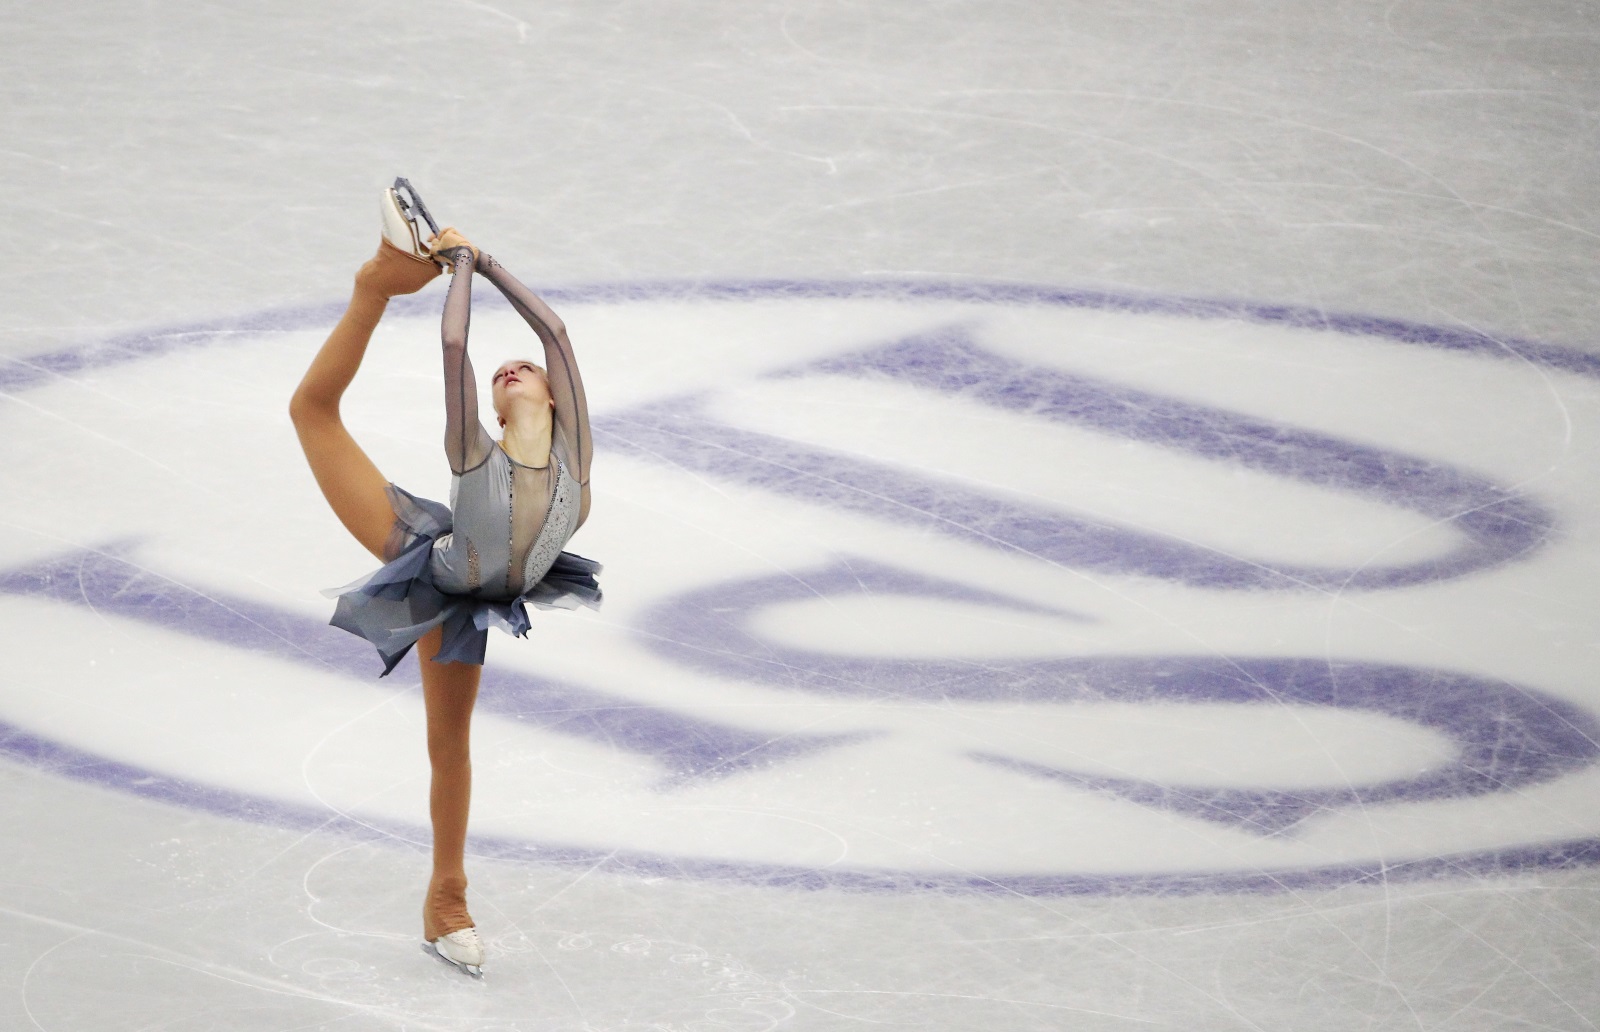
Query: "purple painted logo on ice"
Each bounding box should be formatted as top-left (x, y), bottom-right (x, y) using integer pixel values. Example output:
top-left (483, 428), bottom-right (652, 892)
top-left (638, 557), bottom-right (1598, 835)
top-left (605, 322), bottom-right (1549, 589)
top-left (3, 278), bottom-right (1599, 894)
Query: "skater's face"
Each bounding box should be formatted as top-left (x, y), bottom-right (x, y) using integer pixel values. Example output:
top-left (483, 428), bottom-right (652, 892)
top-left (491, 359), bottom-right (552, 426)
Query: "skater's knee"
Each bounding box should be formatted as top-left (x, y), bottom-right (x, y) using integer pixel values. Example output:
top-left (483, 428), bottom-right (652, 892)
top-left (426, 710), bottom-right (473, 766)
top-left (427, 730), bottom-right (471, 769)
top-left (289, 383), bottom-right (337, 428)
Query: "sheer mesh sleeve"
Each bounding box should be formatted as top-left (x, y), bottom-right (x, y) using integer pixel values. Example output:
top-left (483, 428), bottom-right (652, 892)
top-left (477, 254), bottom-right (592, 489)
top-left (440, 248), bottom-right (495, 474)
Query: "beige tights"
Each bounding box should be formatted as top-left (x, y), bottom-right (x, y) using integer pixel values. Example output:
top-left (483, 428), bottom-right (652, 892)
top-left (289, 249), bottom-right (482, 942)
top-left (419, 624), bottom-right (482, 939)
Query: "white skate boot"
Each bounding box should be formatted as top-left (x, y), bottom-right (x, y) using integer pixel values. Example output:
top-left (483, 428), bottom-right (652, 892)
top-left (422, 927), bottom-right (485, 978)
top-left (381, 176), bottom-right (446, 267)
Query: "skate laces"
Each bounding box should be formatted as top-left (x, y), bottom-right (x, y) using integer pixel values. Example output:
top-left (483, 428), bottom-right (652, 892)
top-left (443, 926), bottom-right (482, 949)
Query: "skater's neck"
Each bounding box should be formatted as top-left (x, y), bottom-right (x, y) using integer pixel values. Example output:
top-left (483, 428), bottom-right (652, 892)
top-left (499, 405), bottom-right (553, 468)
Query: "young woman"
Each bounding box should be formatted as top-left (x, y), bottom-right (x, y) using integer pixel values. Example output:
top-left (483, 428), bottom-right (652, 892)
top-left (288, 188), bottom-right (599, 977)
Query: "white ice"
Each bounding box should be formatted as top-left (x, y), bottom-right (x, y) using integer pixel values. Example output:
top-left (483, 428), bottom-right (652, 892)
top-left (2, 2), bottom-right (1598, 1030)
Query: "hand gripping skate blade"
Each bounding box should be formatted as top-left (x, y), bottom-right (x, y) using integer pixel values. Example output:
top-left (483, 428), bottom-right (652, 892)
top-left (422, 940), bottom-right (483, 978)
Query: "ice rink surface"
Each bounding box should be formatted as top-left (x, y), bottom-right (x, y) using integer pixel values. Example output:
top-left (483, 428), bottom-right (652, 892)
top-left (3, 1), bottom-right (1599, 1029)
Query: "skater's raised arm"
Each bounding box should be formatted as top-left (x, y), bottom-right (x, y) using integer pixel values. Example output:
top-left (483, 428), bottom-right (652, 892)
top-left (476, 254), bottom-right (592, 489)
top-left (439, 248), bottom-right (495, 474)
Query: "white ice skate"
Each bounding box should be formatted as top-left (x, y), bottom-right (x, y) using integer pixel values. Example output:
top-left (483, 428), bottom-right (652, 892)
top-left (422, 926), bottom-right (485, 978)
top-left (381, 176), bottom-right (446, 267)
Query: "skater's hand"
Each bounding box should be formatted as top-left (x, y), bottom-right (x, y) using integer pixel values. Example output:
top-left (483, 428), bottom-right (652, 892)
top-left (429, 227), bottom-right (479, 268)
top-left (356, 240), bottom-right (442, 299)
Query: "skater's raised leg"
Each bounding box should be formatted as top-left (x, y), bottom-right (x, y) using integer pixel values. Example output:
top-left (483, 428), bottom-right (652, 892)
top-left (289, 242), bottom-right (439, 559)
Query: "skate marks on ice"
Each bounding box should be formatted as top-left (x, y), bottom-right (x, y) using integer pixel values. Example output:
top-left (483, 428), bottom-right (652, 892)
top-left (2, 279), bottom-right (1600, 892)
top-left (7, 805), bottom-right (1597, 1031)
top-left (4, 831), bottom-right (803, 1032)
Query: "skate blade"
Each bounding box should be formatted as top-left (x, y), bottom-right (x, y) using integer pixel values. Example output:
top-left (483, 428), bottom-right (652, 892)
top-left (392, 177), bottom-right (441, 238)
top-left (381, 188), bottom-right (441, 267)
top-left (421, 940), bottom-right (484, 979)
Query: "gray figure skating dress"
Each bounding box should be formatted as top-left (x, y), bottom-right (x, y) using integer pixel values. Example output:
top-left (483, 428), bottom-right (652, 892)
top-left (327, 248), bottom-right (601, 675)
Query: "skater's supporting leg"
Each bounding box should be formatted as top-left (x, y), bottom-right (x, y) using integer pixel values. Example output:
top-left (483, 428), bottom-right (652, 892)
top-left (419, 623), bottom-right (482, 939)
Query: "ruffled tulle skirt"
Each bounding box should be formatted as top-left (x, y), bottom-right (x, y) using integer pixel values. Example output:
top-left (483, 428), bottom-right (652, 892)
top-left (324, 485), bottom-right (602, 676)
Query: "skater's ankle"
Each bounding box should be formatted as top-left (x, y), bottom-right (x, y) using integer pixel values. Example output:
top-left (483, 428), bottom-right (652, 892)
top-left (424, 875), bottom-right (474, 939)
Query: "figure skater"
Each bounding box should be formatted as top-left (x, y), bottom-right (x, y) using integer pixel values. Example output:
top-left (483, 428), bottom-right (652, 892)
top-left (288, 180), bottom-right (599, 977)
